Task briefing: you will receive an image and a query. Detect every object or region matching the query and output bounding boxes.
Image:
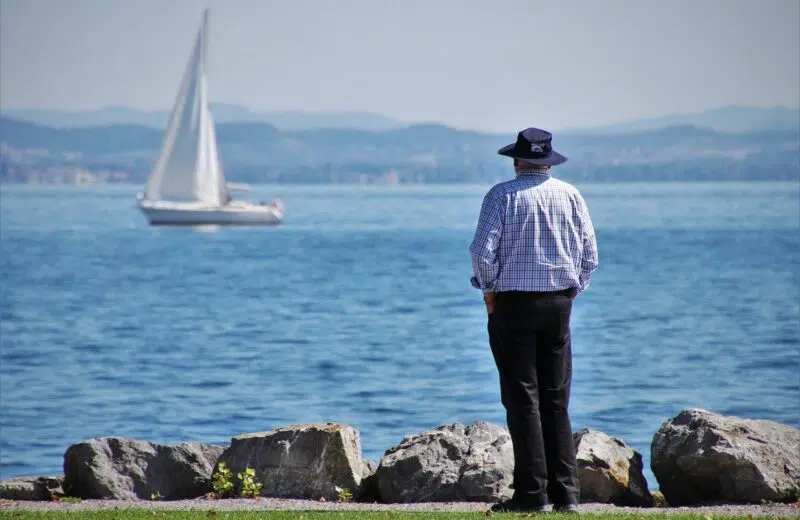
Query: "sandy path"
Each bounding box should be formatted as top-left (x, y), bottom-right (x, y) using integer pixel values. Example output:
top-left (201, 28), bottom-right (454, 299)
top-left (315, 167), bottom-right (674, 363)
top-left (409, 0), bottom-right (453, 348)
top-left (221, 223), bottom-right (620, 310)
top-left (2, 498), bottom-right (799, 517)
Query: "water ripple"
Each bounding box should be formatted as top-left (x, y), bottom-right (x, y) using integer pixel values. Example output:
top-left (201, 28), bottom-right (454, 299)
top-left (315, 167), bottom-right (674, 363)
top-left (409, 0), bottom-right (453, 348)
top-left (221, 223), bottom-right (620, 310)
top-left (1, 183), bottom-right (798, 487)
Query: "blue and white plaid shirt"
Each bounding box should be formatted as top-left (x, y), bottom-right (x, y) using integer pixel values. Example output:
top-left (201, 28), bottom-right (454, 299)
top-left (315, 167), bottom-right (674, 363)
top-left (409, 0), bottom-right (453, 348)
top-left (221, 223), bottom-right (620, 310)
top-left (470, 170), bottom-right (598, 294)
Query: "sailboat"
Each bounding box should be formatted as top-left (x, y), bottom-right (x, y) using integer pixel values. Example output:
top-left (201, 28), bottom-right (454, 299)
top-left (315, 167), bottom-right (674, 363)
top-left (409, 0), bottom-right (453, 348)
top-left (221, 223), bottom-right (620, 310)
top-left (137, 9), bottom-right (283, 226)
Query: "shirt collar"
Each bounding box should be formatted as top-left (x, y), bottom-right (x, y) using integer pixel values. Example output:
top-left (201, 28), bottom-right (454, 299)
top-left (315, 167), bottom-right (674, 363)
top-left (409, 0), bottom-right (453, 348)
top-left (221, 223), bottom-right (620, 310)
top-left (517, 169), bottom-right (551, 178)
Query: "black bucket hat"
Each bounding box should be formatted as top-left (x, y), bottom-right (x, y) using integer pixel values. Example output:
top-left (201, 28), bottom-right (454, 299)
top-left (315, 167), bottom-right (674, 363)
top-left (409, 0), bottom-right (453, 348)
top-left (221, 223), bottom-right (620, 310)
top-left (498, 127), bottom-right (567, 166)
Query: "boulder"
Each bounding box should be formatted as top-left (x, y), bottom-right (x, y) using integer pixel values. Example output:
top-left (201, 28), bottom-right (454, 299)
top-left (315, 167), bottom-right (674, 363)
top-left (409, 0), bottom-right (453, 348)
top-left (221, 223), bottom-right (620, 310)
top-left (217, 423), bottom-right (373, 501)
top-left (374, 421), bottom-right (513, 502)
top-left (63, 437), bottom-right (225, 500)
top-left (574, 428), bottom-right (652, 506)
top-left (651, 409), bottom-right (800, 505)
top-left (651, 490), bottom-right (668, 507)
top-left (0, 476), bottom-right (64, 501)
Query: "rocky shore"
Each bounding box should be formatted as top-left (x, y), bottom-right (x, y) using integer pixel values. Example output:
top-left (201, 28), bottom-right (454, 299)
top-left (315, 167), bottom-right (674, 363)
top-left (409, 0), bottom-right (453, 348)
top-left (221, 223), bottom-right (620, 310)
top-left (2, 408), bottom-right (798, 514)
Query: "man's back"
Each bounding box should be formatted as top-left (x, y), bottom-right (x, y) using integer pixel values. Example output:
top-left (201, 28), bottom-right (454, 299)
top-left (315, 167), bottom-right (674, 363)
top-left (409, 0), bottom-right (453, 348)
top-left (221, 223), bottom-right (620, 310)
top-left (470, 171), bottom-right (598, 295)
top-left (477, 127), bottom-right (596, 513)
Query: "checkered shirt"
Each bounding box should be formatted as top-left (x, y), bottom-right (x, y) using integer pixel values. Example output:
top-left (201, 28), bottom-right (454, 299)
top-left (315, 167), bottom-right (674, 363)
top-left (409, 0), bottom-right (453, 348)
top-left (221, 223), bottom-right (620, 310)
top-left (469, 171), bottom-right (599, 294)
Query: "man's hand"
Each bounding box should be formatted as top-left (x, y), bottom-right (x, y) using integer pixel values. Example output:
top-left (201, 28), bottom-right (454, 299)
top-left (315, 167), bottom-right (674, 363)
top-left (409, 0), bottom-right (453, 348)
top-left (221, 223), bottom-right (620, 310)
top-left (483, 292), bottom-right (497, 315)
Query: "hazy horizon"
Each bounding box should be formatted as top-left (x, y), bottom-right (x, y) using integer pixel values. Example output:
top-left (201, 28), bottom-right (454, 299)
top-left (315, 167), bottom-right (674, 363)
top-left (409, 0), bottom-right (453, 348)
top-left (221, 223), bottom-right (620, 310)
top-left (4, 103), bottom-right (800, 135)
top-left (1, 0), bottom-right (798, 133)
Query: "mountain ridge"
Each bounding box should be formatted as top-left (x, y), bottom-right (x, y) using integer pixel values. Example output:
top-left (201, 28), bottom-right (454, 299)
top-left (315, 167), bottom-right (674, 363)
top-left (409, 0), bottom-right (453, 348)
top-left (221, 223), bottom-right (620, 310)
top-left (2, 105), bottom-right (798, 134)
top-left (2, 113), bottom-right (797, 184)
top-left (566, 105), bottom-right (800, 134)
top-left (0, 104), bottom-right (405, 132)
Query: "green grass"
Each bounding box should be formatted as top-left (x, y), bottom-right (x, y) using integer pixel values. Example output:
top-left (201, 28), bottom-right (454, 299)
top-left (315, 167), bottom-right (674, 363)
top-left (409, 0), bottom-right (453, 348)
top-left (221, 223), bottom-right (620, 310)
top-left (0, 512), bottom-right (781, 520)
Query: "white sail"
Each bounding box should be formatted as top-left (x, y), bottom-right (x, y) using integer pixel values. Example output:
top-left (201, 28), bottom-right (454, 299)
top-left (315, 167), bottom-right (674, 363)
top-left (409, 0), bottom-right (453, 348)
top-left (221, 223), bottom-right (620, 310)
top-left (137, 9), bottom-right (283, 227)
top-left (145, 9), bottom-right (230, 206)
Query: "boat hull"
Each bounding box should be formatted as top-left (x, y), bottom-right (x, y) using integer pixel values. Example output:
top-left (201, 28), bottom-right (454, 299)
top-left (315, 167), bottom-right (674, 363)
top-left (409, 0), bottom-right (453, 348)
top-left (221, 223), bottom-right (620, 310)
top-left (138, 200), bottom-right (283, 226)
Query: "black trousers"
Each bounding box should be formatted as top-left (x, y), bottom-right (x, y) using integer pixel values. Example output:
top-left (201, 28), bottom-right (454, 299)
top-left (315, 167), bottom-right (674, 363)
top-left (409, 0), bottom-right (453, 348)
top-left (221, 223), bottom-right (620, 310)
top-left (488, 289), bottom-right (579, 506)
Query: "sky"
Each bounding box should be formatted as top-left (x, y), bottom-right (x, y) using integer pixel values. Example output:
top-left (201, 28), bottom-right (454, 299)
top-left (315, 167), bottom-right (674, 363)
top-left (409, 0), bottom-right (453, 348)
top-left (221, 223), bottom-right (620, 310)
top-left (0, 0), bottom-right (798, 132)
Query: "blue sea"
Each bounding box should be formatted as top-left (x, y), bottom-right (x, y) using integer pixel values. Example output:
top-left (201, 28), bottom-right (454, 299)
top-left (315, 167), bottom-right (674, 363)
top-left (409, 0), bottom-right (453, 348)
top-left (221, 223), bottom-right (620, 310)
top-left (1, 182), bottom-right (798, 490)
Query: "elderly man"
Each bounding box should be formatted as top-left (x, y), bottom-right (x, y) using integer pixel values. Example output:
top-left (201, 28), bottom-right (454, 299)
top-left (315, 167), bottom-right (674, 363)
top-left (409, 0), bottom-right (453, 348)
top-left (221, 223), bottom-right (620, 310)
top-left (470, 127), bottom-right (599, 514)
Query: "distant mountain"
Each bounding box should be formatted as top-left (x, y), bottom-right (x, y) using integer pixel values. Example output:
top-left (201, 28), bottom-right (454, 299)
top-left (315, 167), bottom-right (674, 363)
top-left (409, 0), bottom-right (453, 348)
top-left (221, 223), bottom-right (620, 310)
top-left (0, 104), bottom-right (405, 132)
top-left (0, 116), bottom-right (163, 153)
top-left (1, 116), bottom-right (797, 184)
top-left (6, 104), bottom-right (798, 135)
top-left (253, 109), bottom-right (405, 132)
top-left (570, 106), bottom-right (800, 134)
top-left (3, 116), bottom-right (797, 162)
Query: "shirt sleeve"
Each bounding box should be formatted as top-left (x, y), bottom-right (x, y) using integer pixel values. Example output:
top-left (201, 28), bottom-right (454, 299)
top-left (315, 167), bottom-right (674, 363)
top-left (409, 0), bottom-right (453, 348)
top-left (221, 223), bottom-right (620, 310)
top-left (469, 191), bottom-right (504, 292)
top-left (576, 193), bottom-right (599, 293)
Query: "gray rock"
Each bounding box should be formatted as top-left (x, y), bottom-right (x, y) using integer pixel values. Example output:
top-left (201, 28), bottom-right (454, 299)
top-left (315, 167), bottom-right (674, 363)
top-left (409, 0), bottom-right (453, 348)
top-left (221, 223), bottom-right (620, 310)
top-left (359, 460), bottom-right (380, 501)
top-left (574, 428), bottom-right (652, 506)
top-left (0, 476), bottom-right (64, 501)
top-left (217, 423), bottom-right (373, 501)
top-left (63, 437), bottom-right (225, 500)
top-left (374, 422), bottom-right (513, 502)
top-left (651, 490), bottom-right (668, 507)
top-left (651, 408), bottom-right (800, 505)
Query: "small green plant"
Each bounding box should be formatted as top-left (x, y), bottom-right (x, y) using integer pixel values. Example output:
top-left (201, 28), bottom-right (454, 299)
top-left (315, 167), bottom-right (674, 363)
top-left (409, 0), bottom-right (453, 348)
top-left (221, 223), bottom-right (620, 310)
top-left (211, 462), bottom-right (234, 498)
top-left (237, 467), bottom-right (263, 498)
top-left (150, 491), bottom-right (162, 501)
top-left (335, 486), bottom-right (353, 502)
